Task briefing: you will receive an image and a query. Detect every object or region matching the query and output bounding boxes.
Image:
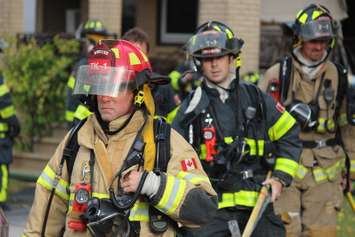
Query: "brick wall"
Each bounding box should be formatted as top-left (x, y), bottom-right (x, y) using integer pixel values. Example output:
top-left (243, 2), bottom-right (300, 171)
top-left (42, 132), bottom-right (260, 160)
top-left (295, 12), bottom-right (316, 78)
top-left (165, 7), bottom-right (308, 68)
top-left (88, 0), bottom-right (122, 36)
top-left (199, 0), bottom-right (261, 73)
top-left (0, 0), bottom-right (23, 35)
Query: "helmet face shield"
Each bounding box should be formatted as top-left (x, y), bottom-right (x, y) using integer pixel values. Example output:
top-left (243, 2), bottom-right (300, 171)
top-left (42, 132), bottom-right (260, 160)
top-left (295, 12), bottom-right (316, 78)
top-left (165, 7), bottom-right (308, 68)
top-left (74, 65), bottom-right (137, 97)
top-left (187, 31), bottom-right (241, 58)
top-left (300, 18), bottom-right (334, 41)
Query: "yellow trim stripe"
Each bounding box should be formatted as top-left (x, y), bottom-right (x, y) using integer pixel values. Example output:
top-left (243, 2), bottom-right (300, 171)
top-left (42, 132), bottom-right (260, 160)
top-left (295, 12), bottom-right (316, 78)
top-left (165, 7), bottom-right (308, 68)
top-left (67, 75), bottom-right (76, 89)
top-left (0, 105), bottom-right (16, 119)
top-left (274, 158), bottom-right (299, 177)
top-left (268, 111), bottom-right (296, 141)
top-left (0, 84), bottom-right (9, 96)
top-left (177, 171), bottom-right (211, 185)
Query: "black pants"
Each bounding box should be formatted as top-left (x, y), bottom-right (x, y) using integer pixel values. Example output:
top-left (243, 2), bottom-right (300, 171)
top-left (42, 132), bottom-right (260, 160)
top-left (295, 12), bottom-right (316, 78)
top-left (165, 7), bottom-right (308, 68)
top-left (181, 204), bottom-right (285, 237)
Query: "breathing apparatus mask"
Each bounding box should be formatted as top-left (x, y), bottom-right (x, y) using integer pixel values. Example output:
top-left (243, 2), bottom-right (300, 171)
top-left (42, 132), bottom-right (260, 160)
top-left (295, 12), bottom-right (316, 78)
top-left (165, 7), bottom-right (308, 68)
top-left (288, 102), bottom-right (318, 130)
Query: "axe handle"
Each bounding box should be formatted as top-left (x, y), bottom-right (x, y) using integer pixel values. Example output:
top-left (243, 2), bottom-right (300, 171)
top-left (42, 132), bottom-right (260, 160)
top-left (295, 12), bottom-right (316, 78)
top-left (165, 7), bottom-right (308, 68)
top-left (346, 191), bottom-right (355, 212)
top-left (242, 171), bottom-right (272, 237)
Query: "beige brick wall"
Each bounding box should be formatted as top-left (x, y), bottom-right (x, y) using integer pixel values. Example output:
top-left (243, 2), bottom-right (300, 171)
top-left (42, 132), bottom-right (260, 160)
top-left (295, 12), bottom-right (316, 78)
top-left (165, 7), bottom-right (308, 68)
top-left (88, 0), bottom-right (122, 36)
top-left (199, 0), bottom-right (261, 73)
top-left (0, 0), bottom-right (24, 35)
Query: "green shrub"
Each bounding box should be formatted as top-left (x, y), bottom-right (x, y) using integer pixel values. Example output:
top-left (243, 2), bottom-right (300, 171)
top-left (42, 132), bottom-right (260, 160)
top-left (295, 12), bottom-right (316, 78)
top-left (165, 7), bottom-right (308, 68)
top-left (0, 35), bottom-right (80, 150)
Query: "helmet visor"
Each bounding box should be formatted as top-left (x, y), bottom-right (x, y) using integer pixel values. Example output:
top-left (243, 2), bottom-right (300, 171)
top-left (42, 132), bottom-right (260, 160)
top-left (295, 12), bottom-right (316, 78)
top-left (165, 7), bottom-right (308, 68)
top-left (187, 31), bottom-right (239, 58)
top-left (74, 65), bottom-right (137, 97)
top-left (300, 19), bottom-right (334, 40)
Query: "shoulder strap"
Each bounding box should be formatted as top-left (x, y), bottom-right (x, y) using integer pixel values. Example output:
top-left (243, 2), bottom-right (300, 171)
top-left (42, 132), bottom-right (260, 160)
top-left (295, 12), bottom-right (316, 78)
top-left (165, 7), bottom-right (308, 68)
top-left (62, 119), bottom-right (87, 179)
top-left (154, 118), bottom-right (171, 172)
top-left (243, 83), bottom-right (266, 121)
top-left (279, 56), bottom-right (293, 103)
top-left (334, 63), bottom-right (348, 116)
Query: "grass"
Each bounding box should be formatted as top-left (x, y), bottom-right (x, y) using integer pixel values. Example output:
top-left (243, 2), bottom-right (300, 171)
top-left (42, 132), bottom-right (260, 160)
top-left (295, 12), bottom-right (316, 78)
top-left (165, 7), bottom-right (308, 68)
top-left (337, 193), bottom-right (355, 237)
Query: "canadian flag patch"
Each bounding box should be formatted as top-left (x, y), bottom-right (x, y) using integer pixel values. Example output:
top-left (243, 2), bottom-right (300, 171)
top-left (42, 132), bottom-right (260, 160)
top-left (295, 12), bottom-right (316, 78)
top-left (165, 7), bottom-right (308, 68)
top-left (181, 158), bottom-right (197, 171)
top-left (276, 102), bottom-right (285, 113)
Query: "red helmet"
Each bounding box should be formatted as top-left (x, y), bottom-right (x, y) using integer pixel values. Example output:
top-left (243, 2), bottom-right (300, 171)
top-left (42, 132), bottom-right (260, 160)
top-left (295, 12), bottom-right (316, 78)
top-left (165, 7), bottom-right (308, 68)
top-left (75, 40), bottom-right (152, 97)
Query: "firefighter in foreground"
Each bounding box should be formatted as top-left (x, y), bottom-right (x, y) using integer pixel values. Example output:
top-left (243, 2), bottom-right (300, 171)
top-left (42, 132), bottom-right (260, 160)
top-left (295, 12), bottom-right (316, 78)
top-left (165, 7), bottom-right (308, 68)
top-left (172, 21), bottom-right (302, 236)
top-left (23, 40), bottom-right (217, 236)
top-left (259, 4), bottom-right (355, 237)
top-left (65, 19), bottom-right (111, 129)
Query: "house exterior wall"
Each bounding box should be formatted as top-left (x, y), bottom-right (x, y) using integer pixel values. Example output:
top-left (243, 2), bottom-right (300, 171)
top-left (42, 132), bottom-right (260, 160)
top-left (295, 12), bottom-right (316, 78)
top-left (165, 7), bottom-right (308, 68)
top-left (0, 0), bottom-right (23, 35)
top-left (88, 0), bottom-right (122, 36)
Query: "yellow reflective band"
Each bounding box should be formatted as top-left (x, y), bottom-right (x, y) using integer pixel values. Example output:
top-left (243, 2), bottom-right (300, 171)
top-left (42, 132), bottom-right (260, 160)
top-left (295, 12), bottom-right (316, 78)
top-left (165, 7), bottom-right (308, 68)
top-left (200, 144), bottom-right (207, 160)
top-left (312, 10), bottom-right (322, 20)
top-left (37, 165), bottom-right (69, 200)
top-left (225, 28), bottom-right (233, 39)
top-left (213, 25), bottom-right (222, 32)
top-left (351, 160), bottom-right (355, 173)
top-left (245, 138), bottom-right (264, 156)
top-left (96, 21), bottom-right (103, 30)
top-left (0, 105), bottom-right (15, 119)
top-left (166, 106), bottom-right (179, 124)
top-left (67, 75), bottom-right (76, 89)
top-left (268, 111), bottom-right (296, 141)
top-left (177, 171), bottom-right (211, 185)
top-left (218, 190), bottom-right (259, 209)
top-left (92, 192), bottom-right (110, 199)
top-left (142, 52), bottom-right (149, 62)
top-left (338, 113), bottom-right (348, 127)
top-left (299, 13), bottom-right (308, 24)
top-left (65, 110), bottom-right (75, 122)
top-left (156, 175), bottom-right (187, 215)
top-left (0, 164), bottom-right (8, 202)
top-left (235, 56), bottom-right (241, 68)
top-left (169, 70), bottom-right (182, 90)
top-left (313, 167), bottom-right (328, 183)
top-left (129, 52), bottom-right (141, 65)
top-left (0, 122), bottom-right (8, 132)
top-left (295, 164), bottom-right (308, 180)
top-left (296, 10), bottom-right (303, 19)
top-left (111, 48), bottom-right (120, 58)
top-left (317, 117), bottom-right (335, 133)
top-left (0, 133), bottom-right (5, 138)
top-left (0, 84), bottom-right (9, 96)
top-left (274, 158), bottom-right (299, 177)
top-left (129, 200), bottom-right (149, 221)
top-left (224, 137), bottom-right (233, 144)
top-left (325, 160), bottom-right (343, 181)
top-left (74, 104), bottom-right (92, 120)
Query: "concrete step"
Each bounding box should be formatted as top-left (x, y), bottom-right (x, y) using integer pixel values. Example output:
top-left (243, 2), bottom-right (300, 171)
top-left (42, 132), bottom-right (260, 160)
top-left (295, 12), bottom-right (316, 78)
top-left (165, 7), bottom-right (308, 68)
top-left (12, 152), bottom-right (49, 176)
top-left (32, 136), bottom-right (62, 156)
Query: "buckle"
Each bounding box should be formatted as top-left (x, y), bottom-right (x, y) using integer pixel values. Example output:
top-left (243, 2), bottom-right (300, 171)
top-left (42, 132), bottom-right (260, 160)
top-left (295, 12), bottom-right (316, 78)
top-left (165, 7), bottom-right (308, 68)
top-left (315, 140), bottom-right (326, 149)
top-left (240, 169), bottom-right (253, 180)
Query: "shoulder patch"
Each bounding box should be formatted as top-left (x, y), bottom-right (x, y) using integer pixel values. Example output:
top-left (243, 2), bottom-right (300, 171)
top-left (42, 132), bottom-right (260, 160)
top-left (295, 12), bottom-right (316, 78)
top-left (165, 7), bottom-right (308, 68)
top-left (181, 158), bottom-right (197, 171)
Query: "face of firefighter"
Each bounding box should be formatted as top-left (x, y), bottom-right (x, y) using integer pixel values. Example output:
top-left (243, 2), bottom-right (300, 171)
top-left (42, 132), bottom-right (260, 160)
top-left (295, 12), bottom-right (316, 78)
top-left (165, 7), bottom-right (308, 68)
top-left (201, 55), bottom-right (232, 84)
top-left (301, 39), bottom-right (328, 62)
top-left (97, 91), bottom-right (134, 121)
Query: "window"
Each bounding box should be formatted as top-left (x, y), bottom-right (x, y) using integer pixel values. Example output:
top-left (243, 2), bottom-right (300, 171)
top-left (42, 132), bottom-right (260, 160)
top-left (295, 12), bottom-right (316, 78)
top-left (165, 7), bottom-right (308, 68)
top-left (159, 0), bottom-right (198, 44)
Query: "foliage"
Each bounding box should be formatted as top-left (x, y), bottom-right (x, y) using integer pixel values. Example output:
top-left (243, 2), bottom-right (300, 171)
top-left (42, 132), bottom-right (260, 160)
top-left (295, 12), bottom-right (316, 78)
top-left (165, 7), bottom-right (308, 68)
top-left (0, 35), bottom-right (80, 150)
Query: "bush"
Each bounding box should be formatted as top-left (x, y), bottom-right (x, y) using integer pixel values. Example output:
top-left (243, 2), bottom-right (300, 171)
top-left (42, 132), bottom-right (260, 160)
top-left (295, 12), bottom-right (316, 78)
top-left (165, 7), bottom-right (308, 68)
top-left (0, 35), bottom-right (80, 150)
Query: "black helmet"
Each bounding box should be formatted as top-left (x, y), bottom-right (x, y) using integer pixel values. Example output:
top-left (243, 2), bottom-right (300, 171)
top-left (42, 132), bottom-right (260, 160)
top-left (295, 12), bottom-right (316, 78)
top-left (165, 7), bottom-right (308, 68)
top-left (187, 21), bottom-right (244, 59)
top-left (80, 19), bottom-right (108, 37)
top-left (293, 4), bottom-right (335, 42)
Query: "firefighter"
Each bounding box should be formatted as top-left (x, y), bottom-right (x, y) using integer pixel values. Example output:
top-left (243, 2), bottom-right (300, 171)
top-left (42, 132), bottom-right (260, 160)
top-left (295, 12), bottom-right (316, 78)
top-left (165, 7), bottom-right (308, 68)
top-left (122, 27), bottom-right (178, 118)
top-left (23, 40), bottom-right (217, 236)
top-left (0, 72), bottom-right (20, 210)
top-left (65, 19), bottom-right (111, 129)
top-left (172, 21), bottom-right (302, 237)
top-left (259, 4), bottom-right (355, 237)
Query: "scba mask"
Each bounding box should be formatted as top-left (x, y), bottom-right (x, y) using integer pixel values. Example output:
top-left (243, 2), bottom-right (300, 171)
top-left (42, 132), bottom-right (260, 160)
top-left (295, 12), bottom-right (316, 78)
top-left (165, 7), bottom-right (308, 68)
top-left (82, 198), bottom-right (130, 237)
top-left (288, 102), bottom-right (318, 130)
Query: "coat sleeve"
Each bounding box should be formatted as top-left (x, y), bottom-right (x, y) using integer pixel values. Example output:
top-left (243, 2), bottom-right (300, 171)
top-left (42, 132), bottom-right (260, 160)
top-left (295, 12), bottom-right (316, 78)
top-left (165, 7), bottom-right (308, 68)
top-left (261, 89), bottom-right (302, 186)
top-left (23, 136), bottom-right (70, 237)
top-left (149, 129), bottom-right (217, 227)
